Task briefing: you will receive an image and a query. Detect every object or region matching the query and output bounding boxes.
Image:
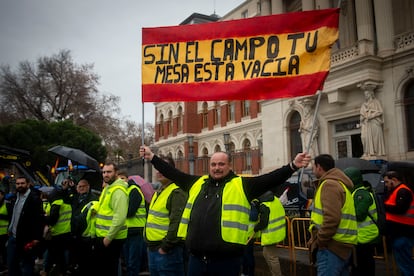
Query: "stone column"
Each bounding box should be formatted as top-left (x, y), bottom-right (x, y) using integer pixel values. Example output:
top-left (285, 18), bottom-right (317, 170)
top-left (355, 0), bottom-right (375, 55)
top-left (271, 0), bottom-right (283, 14)
top-left (302, 0), bottom-right (314, 11)
top-left (373, 0), bottom-right (395, 57)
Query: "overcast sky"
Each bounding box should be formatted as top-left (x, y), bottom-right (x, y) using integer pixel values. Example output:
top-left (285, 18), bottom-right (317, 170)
top-left (0, 0), bottom-right (244, 125)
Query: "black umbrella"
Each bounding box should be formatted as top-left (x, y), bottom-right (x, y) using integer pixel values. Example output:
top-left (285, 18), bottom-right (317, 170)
top-left (48, 145), bottom-right (100, 171)
top-left (335, 157), bottom-right (380, 172)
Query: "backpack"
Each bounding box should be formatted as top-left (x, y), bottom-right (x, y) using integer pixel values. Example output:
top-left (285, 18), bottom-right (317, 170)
top-left (367, 190), bottom-right (386, 236)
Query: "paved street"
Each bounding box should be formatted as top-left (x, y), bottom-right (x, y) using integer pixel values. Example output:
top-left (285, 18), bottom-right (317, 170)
top-left (253, 245), bottom-right (392, 276)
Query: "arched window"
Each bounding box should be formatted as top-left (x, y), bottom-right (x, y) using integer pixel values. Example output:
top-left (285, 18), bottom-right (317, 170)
top-left (176, 150), bottom-right (184, 171)
top-left (177, 150), bottom-right (184, 159)
top-left (405, 81), bottom-right (414, 151)
top-left (202, 102), bottom-right (208, 128)
top-left (214, 145), bottom-right (221, 152)
top-left (289, 111), bottom-right (302, 160)
top-left (177, 106), bottom-right (183, 132)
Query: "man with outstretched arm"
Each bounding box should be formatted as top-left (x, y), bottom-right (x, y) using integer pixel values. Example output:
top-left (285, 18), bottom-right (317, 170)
top-left (140, 146), bottom-right (310, 276)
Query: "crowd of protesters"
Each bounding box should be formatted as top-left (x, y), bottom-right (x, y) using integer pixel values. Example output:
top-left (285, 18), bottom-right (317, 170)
top-left (0, 148), bottom-right (412, 276)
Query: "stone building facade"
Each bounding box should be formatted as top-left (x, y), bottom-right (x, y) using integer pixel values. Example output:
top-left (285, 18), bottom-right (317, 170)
top-left (151, 0), bottom-right (414, 179)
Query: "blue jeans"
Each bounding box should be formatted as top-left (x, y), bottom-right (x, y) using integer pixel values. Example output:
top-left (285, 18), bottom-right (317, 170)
top-left (148, 246), bottom-right (185, 276)
top-left (123, 234), bottom-right (145, 276)
top-left (392, 236), bottom-right (414, 276)
top-left (316, 248), bottom-right (351, 276)
top-left (187, 254), bottom-right (242, 276)
top-left (7, 236), bottom-right (36, 276)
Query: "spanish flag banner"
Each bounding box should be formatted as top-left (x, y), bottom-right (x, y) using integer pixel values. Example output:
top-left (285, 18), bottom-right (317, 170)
top-left (142, 8), bottom-right (339, 102)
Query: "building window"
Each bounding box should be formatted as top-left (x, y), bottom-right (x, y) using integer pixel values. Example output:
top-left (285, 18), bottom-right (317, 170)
top-left (242, 101), bottom-right (250, 117)
top-left (159, 114), bottom-right (164, 137)
top-left (202, 147), bottom-right (209, 174)
top-left (214, 145), bottom-right (221, 152)
top-left (243, 139), bottom-right (252, 171)
top-left (241, 10), bottom-right (248, 18)
top-left (289, 111), bottom-right (302, 160)
top-left (405, 81), bottom-right (414, 150)
top-left (228, 101), bottom-right (235, 121)
top-left (168, 110), bottom-right (173, 135)
top-left (214, 101), bottom-right (221, 125)
top-left (177, 106), bottom-right (183, 132)
top-left (202, 102), bottom-right (208, 129)
top-left (257, 1), bottom-right (262, 15)
top-left (286, 0), bottom-right (301, 12)
top-left (332, 116), bottom-right (363, 158)
top-left (176, 150), bottom-right (184, 171)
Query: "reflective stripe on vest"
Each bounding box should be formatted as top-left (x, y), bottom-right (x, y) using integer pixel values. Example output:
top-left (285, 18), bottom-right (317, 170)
top-left (260, 197), bottom-right (286, 246)
top-left (50, 199), bottom-right (72, 236)
top-left (95, 180), bottom-right (128, 239)
top-left (126, 185), bottom-right (146, 228)
top-left (310, 180), bottom-right (358, 245)
top-left (385, 184), bottom-right (414, 226)
top-left (352, 186), bottom-right (379, 243)
top-left (0, 203), bottom-right (8, 235)
top-left (81, 200), bottom-right (99, 238)
top-left (145, 183), bottom-right (180, 241)
top-left (178, 176), bottom-right (251, 245)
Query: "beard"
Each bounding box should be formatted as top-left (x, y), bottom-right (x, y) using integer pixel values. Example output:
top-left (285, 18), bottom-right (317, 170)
top-left (104, 176), bottom-right (116, 185)
top-left (16, 186), bottom-right (28, 194)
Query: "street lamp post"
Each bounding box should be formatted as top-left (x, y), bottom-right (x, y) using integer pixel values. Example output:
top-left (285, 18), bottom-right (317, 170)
top-left (187, 135), bottom-right (195, 174)
top-left (223, 132), bottom-right (230, 153)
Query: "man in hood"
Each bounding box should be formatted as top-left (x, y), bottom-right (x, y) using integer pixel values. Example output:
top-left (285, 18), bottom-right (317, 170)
top-left (344, 167), bottom-right (379, 276)
top-left (308, 154), bottom-right (357, 275)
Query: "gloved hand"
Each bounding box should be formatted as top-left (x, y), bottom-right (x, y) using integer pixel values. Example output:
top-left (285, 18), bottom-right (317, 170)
top-left (249, 199), bottom-right (260, 221)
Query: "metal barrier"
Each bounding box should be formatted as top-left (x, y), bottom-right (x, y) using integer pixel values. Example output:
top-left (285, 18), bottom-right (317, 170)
top-left (289, 217), bottom-right (313, 276)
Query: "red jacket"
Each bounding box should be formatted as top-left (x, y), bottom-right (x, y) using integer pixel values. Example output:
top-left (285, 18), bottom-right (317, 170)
top-left (385, 184), bottom-right (414, 226)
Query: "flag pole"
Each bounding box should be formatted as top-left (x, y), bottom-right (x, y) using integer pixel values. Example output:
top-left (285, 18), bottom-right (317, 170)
top-left (298, 0), bottom-right (342, 183)
top-left (142, 102), bottom-right (145, 166)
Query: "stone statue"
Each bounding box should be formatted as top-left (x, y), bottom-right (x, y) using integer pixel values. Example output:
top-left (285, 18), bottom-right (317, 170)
top-left (360, 89), bottom-right (386, 158)
top-left (299, 99), bottom-right (319, 158)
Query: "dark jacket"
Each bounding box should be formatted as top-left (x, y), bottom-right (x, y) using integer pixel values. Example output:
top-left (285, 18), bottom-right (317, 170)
top-left (151, 155), bottom-right (295, 257)
top-left (71, 191), bottom-right (99, 236)
top-left (10, 189), bottom-right (44, 249)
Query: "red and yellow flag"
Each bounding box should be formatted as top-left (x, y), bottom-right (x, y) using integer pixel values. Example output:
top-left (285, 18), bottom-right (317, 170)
top-left (142, 8), bottom-right (339, 102)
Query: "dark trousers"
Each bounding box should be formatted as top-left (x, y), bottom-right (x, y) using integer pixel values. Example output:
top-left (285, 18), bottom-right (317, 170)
top-left (242, 242), bottom-right (255, 275)
top-left (352, 243), bottom-right (375, 276)
top-left (187, 254), bottom-right (242, 276)
top-left (75, 237), bottom-right (94, 275)
top-left (46, 233), bottom-right (71, 274)
top-left (93, 238), bottom-right (125, 276)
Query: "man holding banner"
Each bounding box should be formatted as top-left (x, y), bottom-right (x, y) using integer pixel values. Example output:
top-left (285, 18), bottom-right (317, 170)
top-left (140, 146), bottom-right (310, 275)
top-left (140, 7), bottom-right (338, 275)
